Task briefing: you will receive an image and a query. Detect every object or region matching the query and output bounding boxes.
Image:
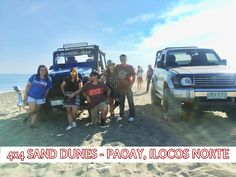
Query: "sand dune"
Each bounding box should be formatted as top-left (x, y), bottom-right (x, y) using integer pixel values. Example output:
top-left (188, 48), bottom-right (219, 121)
top-left (0, 84), bottom-right (236, 176)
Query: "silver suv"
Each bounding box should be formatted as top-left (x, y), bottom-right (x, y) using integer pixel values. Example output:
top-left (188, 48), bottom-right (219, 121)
top-left (151, 47), bottom-right (236, 121)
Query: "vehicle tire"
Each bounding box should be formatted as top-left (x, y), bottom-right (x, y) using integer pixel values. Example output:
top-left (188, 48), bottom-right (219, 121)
top-left (151, 86), bottom-right (161, 105)
top-left (40, 102), bottom-right (53, 114)
top-left (162, 88), bottom-right (182, 121)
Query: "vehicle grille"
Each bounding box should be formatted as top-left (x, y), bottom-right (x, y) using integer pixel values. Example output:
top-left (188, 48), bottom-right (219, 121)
top-left (194, 74), bottom-right (235, 87)
top-left (48, 77), bottom-right (66, 97)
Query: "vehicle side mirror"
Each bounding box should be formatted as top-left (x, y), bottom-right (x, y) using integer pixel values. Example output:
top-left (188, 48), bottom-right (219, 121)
top-left (222, 59), bottom-right (227, 65)
top-left (49, 66), bottom-right (53, 70)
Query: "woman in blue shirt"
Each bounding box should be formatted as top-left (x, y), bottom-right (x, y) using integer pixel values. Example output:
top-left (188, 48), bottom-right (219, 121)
top-left (24, 65), bottom-right (52, 129)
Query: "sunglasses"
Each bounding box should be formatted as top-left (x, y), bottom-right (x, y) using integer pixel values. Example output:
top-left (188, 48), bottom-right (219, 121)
top-left (90, 74), bottom-right (98, 77)
top-left (40, 69), bottom-right (47, 72)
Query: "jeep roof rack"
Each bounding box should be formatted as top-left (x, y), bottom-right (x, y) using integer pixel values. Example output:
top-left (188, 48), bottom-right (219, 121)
top-left (57, 43), bottom-right (98, 51)
top-left (63, 42), bottom-right (88, 48)
top-left (163, 46), bottom-right (198, 50)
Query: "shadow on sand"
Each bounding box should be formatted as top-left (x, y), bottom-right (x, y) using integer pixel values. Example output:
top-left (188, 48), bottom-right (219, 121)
top-left (0, 104), bottom-right (236, 146)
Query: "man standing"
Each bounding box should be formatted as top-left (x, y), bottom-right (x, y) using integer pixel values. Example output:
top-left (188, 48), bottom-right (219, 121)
top-left (82, 71), bottom-right (111, 126)
top-left (146, 64), bottom-right (154, 93)
top-left (116, 54), bottom-right (136, 122)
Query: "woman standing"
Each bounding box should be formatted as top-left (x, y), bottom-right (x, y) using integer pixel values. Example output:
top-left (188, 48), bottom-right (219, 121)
top-left (61, 68), bottom-right (83, 131)
top-left (23, 65), bottom-right (52, 129)
top-left (137, 65), bottom-right (144, 91)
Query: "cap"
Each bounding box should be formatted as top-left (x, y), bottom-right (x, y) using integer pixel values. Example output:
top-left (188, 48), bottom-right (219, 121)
top-left (107, 60), bottom-right (115, 66)
top-left (13, 86), bottom-right (20, 91)
top-left (90, 71), bottom-right (100, 77)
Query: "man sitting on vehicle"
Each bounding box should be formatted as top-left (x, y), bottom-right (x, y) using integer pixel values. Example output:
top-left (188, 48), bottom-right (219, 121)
top-left (82, 71), bottom-right (111, 126)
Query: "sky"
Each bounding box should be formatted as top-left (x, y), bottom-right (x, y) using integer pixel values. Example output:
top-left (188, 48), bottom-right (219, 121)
top-left (1, 0), bottom-right (236, 74)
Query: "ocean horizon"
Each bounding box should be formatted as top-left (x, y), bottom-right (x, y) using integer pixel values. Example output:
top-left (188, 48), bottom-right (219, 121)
top-left (0, 74), bottom-right (31, 93)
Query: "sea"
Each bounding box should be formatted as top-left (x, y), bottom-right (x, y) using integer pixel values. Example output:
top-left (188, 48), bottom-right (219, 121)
top-left (0, 74), bottom-right (31, 93)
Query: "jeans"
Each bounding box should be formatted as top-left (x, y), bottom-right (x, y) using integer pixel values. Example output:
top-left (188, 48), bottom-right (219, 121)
top-left (119, 88), bottom-right (135, 118)
top-left (146, 79), bottom-right (151, 92)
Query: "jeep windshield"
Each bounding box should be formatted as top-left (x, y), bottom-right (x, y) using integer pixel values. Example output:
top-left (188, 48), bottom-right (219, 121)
top-left (167, 49), bottom-right (223, 67)
top-left (54, 49), bottom-right (95, 65)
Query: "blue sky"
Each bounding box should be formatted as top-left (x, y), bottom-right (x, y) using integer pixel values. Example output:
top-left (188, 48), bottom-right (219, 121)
top-left (1, 0), bottom-right (236, 74)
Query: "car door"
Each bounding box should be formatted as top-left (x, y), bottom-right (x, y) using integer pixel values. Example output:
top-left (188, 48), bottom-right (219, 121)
top-left (156, 53), bottom-right (166, 95)
top-left (153, 51), bottom-right (164, 93)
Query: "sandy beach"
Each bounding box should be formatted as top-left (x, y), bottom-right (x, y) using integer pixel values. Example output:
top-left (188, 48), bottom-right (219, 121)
top-left (0, 83), bottom-right (236, 176)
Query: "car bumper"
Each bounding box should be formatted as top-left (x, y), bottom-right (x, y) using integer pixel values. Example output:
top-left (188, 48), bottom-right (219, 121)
top-left (49, 98), bottom-right (64, 106)
top-left (171, 88), bottom-right (236, 107)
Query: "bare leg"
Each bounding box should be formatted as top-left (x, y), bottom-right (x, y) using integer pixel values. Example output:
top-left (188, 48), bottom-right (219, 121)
top-left (109, 99), bottom-right (115, 116)
top-left (138, 81), bottom-right (141, 90)
top-left (66, 107), bottom-right (73, 124)
top-left (101, 106), bottom-right (108, 120)
top-left (30, 104), bottom-right (40, 127)
top-left (71, 107), bottom-right (78, 120)
top-left (28, 102), bottom-right (37, 118)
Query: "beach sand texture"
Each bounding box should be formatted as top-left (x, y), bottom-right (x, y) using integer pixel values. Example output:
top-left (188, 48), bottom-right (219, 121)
top-left (1, 83), bottom-right (236, 176)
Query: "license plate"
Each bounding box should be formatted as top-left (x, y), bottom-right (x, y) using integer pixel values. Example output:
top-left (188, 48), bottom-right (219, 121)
top-left (50, 100), bottom-right (64, 106)
top-left (207, 92), bottom-right (227, 99)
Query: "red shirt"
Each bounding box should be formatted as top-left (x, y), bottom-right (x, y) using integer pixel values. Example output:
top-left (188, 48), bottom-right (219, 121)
top-left (82, 81), bottom-right (109, 108)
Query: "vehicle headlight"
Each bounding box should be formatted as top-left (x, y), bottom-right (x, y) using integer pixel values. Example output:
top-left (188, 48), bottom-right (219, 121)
top-left (181, 77), bottom-right (193, 86)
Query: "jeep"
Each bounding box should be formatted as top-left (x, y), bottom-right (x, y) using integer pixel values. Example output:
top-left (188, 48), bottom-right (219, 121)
top-left (151, 46), bottom-right (236, 121)
top-left (48, 42), bottom-right (106, 108)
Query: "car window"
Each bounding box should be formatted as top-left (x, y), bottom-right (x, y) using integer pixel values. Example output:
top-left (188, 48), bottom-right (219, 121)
top-left (56, 56), bottom-right (65, 64)
top-left (171, 52), bottom-right (191, 66)
top-left (206, 52), bottom-right (220, 65)
top-left (55, 49), bottom-right (95, 64)
top-left (167, 49), bottom-right (221, 66)
top-left (99, 53), bottom-right (105, 70)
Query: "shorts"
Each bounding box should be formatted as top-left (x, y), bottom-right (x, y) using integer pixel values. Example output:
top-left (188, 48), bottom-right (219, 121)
top-left (63, 95), bottom-right (80, 108)
top-left (90, 102), bottom-right (108, 124)
top-left (137, 77), bottom-right (143, 82)
top-left (17, 101), bottom-right (24, 107)
top-left (63, 92), bottom-right (80, 107)
top-left (27, 96), bottom-right (46, 105)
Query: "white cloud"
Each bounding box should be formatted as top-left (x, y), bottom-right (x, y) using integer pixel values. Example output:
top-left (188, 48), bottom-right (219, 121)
top-left (158, 0), bottom-right (220, 20)
top-left (125, 13), bottom-right (156, 24)
top-left (137, 0), bottom-right (236, 67)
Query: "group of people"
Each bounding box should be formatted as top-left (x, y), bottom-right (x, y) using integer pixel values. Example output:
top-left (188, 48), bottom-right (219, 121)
top-left (23, 54), bottom-right (146, 130)
top-left (21, 54), bottom-right (154, 130)
top-left (136, 65), bottom-right (154, 93)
